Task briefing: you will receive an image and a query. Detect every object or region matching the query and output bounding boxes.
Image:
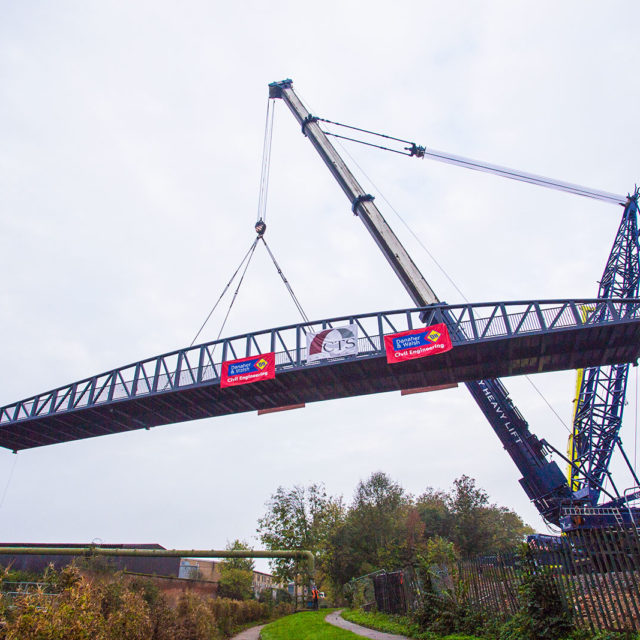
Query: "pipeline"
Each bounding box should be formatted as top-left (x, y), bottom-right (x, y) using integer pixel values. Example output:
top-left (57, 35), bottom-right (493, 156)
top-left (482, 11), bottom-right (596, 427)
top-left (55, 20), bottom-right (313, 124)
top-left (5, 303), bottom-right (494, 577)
top-left (0, 547), bottom-right (315, 577)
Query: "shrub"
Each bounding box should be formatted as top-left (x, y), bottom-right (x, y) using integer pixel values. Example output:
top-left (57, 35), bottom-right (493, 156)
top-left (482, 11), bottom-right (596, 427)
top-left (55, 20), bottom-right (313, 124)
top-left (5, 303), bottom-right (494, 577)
top-left (498, 555), bottom-right (573, 640)
top-left (104, 590), bottom-right (153, 640)
top-left (5, 578), bottom-right (108, 640)
top-left (175, 592), bottom-right (219, 640)
top-left (0, 566), bottom-right (285, 640)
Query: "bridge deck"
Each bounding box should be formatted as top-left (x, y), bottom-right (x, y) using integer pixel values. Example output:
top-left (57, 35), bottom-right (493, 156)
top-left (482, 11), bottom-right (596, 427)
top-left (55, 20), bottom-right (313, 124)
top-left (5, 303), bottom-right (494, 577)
top-left (1, 299), bottom-right (639, 451)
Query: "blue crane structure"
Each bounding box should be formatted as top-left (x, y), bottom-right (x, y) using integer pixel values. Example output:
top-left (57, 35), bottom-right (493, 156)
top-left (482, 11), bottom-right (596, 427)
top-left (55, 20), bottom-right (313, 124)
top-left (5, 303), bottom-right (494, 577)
top-left (567, 195), bottom-right (640, 516)
top-left (268, 79), bottom-right (640, 530)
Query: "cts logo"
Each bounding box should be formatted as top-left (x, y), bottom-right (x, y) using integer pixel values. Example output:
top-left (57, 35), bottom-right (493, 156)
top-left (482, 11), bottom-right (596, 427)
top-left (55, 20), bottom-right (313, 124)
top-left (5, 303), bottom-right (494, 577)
top-left (306, 324), bottom-right (359, 362)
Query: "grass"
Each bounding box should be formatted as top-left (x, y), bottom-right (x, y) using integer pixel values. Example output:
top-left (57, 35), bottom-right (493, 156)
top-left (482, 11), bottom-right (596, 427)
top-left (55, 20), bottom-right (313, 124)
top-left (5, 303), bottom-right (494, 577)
top-left (340, 609), bottom-right (640, 640)
top-left (260, 610), bottom-right (364, 640)
top-left (340, 608), bottom-right (483, 640)
top-left (261, 608), bottom-right (484, 640)
top-left (261, 608), bottom-right (640, 640)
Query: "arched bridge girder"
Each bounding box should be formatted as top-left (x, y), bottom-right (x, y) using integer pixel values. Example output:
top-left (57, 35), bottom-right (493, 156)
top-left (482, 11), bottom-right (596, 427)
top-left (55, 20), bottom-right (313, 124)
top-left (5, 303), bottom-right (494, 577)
top-left (1, 298), bottom-right (640, 452)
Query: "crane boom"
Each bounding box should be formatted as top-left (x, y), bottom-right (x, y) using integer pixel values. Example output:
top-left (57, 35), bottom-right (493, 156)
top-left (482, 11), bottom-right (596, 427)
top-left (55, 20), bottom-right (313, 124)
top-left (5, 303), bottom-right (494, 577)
top-left (270, 79), bottom-right (573, 525)
top-left (268, 82), bottom-right (438, 307)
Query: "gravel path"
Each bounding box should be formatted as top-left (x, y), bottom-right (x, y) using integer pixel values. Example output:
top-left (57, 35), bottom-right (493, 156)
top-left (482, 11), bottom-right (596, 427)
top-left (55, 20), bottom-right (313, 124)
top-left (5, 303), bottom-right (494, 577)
top-left (229, 624), bottom-right (266, 640)
top-left (325, 610), bottom-right (410, 640)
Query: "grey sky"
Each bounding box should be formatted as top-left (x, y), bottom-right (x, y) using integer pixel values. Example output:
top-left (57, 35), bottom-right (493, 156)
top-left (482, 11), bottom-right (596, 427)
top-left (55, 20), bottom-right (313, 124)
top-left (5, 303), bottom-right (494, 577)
top-left (1, 2), bottom-right (639, 572)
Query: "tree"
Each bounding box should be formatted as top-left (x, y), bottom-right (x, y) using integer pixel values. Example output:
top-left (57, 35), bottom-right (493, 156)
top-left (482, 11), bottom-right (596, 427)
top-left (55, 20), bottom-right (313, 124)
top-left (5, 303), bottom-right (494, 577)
top-left (444, 475), bottom-right (534, 556)
top-left (416, 488), bottom-right (452, 540)
top-left (325, 472), bottom-right (414, 587)
top-left (221, 539), bottom-right (254, 571)
top-left (447, 475), bottom-right (491, 556)
top-left (478, 506), bottom-right (535, 553)
top-left (217, 540), bottom-right (254, 600)
top-left (257, 473), bottom-right (534, 594)
top-left (350, 471), bottom-right (410, 569)
top-left (257, 483), bottom-right (344, 584)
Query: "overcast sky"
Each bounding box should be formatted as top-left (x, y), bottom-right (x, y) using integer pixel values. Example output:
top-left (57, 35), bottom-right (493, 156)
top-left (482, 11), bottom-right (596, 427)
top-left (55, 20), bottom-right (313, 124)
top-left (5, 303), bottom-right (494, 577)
top-left (1, 2), bottom-right (640, 573)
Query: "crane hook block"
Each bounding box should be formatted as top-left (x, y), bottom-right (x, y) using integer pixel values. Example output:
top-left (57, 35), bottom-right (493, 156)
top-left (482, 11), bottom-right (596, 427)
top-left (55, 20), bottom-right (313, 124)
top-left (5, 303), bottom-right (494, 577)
top-left (351, 194), bottom-right (375, 216)
top-left (255, 220), bottom-right (267, 237)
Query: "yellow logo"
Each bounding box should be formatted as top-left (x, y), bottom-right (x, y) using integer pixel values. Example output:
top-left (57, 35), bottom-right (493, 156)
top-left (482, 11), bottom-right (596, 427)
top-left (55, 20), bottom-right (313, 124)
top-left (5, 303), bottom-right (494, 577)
top-left (427, 330), bottom-right (441, 343)
top-left (255, 358), bottom-right (268, 370)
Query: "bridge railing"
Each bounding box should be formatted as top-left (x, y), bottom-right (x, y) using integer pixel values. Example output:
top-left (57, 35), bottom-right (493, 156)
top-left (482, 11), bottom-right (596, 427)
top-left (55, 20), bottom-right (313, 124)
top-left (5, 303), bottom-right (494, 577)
top-left (2, 299), bottom-right (639, 426)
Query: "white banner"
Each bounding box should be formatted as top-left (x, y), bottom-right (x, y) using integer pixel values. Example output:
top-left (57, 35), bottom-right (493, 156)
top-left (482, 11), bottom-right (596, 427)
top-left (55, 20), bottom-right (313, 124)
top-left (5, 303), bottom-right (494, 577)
top-left (306, 324), bottom-right (359, 362)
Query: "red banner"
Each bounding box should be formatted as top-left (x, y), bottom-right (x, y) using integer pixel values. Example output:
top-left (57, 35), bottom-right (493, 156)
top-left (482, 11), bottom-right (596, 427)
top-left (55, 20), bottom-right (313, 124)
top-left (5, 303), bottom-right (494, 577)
top-left (384, 323), bottom-right (452, 364)
top-left (221, 352), bottom-right (276, 388)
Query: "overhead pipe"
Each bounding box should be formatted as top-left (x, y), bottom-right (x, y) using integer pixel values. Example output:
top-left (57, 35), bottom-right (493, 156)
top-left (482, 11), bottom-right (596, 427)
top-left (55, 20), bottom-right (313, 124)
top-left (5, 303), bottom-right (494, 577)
top-left (0, 547), bottom-right (315, 577)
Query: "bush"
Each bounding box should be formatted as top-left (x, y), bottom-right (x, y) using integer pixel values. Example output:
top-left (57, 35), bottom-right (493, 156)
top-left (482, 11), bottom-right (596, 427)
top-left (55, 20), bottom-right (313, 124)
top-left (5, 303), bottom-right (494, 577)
top-left (5, 576), bottom-right (138, 640)
top-left (0, 566), bottom-right (288, 640)
top-left (175, 592), bottom-right (219, 640)
top-left (498, 555), bottom-right (573, 640)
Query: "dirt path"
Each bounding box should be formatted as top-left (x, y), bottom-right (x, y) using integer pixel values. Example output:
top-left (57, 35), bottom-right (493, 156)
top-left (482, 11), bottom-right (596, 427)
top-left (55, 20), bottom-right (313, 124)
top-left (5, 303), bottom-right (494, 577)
top-left (325, 610), bottom-right (410, 640)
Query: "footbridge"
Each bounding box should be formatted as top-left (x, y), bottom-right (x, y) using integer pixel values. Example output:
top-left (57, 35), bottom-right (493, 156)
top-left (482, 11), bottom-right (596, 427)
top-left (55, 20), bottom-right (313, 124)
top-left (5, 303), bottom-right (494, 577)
top-left (1, 298), bottom-right (639, 452)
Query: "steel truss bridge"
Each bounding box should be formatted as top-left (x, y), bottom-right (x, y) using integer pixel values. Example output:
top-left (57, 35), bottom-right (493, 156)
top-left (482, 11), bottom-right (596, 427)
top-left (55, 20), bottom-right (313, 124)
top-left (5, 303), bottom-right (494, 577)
top-left (1, 297), bottom-right (639, 452)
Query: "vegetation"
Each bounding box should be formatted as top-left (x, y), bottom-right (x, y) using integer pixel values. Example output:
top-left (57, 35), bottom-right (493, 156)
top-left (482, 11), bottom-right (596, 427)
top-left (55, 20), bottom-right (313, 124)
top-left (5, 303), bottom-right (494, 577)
top-left (257, 472), bottom-right (533, 598)
top-left (0, 564), bottom-right (290, 640)
top-left (341, 609), bottom-right (483, 639)
top-left (257, 483), bottom-right (344, 588)
top-left (257, 472), bottom-right (637, 638)
top-left (345, 549), bottom-right (638, 640)
top-left (217, 539), bottom-right (254, 601)
top-left (342, 609), bottom-right (640, 640)
top-left (497, 548), bottom-right (573, 640)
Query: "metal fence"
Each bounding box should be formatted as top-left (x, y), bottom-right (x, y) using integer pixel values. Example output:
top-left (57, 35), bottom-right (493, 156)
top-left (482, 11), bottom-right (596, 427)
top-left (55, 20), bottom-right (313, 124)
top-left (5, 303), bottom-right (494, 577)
top-left (346, 568), bottom-right (421, 614)
top-left (360, 525), bottom-right (640, 633)
top-left (462, 527), bottom-right (640, 633)
top-left (0, 581), bottom-right (59, 607)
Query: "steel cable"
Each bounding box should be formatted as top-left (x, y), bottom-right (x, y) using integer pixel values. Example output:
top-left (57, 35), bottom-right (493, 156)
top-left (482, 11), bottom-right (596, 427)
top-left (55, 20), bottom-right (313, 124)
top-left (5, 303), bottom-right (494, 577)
top-left (189, 238), bottom-right (259, 347)
top-left (257, 99), bottom-right (275, 224)
top-left (0, 454), bottom-right (18, 511)
top-left (322, 117), bottom-right (627, 206)
top-left (213, 239), bottom-right (260, 344)
top-left (260, 237), bottom-right (310, 324)
top-left (334, 138), bottom-right (572, 434)
top-left (334, 138), bottom-right (469, 303)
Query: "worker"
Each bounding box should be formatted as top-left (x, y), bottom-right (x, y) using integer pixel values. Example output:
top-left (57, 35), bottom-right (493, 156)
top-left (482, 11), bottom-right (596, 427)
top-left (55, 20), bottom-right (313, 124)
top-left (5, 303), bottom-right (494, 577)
top-left (312, 586), bottom-right (319, 610)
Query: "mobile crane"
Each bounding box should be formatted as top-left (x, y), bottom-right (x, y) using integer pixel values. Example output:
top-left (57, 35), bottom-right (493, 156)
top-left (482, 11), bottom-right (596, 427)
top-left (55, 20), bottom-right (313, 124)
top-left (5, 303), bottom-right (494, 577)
top-left (268, 79), bottom-right (640, 532)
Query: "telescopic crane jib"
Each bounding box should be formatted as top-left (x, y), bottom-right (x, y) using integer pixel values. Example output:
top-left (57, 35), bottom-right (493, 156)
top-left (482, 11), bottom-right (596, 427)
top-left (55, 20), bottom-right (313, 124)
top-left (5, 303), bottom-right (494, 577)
top-left (268, 78), bottom-right (640, 531)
